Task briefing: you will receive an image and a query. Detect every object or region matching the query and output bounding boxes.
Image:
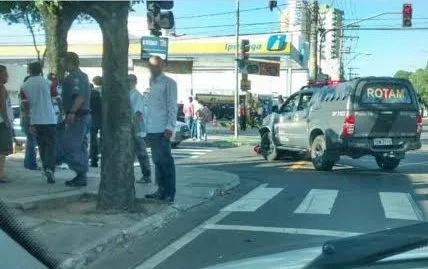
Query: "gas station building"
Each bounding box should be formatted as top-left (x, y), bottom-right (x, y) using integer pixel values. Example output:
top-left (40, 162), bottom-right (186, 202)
top-left (0, 33), bottom-right (309, 104)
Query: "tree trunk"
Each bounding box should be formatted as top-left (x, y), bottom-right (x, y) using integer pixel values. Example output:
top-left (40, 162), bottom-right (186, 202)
top-left (36, 3), bottom-right (77, 81)
top-left (88, 2), bottom-right (135, 210)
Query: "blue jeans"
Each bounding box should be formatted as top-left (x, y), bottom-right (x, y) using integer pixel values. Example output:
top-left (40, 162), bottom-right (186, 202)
top-left (146, 133), bottom-right (176, 198)
top-left (197, 119), bottom-right (207, 141)
top-left (62, 115), bottom-right (90, 174)
top-left (185, 116), bottom-right (196, 138)
top-left (21, 122), bottom-right (38, 169)
top-left (24, 133), bottom-right (38, 169)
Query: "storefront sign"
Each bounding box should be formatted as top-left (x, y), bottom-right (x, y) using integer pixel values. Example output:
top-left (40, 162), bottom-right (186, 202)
top-left (141, 36), bottom-right (169, 60)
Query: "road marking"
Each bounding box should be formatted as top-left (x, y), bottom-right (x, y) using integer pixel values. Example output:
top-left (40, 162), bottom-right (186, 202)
top-left (288, 160), bottom-right (306, 171)
top-left (204, 224), bottom-right (361, 238)
top-left (135, 211), bottom-right (231, 269)
top-left (294, 189), bottom-right (338, 215)
top-left (172, 148), bottom-right (213, 152)
top-left (379, 192), bottom-right (423, 220)
top-left (221, 184), bottom-right (283, 212)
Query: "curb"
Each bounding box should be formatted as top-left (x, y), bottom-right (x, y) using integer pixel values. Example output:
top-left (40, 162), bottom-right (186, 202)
top-left (57, 174), bottom-right (240, 269)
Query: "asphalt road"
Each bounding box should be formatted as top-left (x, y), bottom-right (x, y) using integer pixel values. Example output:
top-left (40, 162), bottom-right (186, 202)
top-left (90, 134), bottom-right (428, 269)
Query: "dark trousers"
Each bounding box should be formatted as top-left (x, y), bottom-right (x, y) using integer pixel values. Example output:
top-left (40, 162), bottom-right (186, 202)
top-left (135, 136), bottom-right (151, 177)
top-left (146, 133), bottom-right (176, 198)
top-left (34, 124), bottom-right (56, 172)
top-left (90, 127), bottom-right (100, 164)
top-left (240, 116), bottom-right (247, 131)
top-left (56, 122), bottom-right (65, 165)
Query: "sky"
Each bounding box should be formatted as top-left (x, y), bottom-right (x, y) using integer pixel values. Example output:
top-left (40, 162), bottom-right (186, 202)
top-left (0, 0), bottom-right (428, 77)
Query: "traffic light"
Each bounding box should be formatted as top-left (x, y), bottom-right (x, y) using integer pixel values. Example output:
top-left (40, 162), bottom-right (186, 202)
top-left (147, 1), bottom-right (175, 36)
top-left (241, 39), bottom-right (250, 60)
top-left (402, 3), bottom-right (412, 27)
top-left (268, 0), bottom-right (277, 11)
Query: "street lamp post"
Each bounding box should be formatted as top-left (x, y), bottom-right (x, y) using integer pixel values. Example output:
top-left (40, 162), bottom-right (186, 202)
top-left (345, 52), bottom-right (372, 67)
top-left (234, 0), bottom-right (240, 139)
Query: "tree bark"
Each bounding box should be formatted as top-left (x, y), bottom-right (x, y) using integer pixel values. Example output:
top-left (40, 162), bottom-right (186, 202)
top-left (86, 2), bottom-right (136, 211)
top-left (36, 3), bottom-right (78, 81)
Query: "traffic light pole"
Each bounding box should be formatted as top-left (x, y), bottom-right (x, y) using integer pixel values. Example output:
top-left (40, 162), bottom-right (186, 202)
top-left (234, 0), bottom-right (240, 139)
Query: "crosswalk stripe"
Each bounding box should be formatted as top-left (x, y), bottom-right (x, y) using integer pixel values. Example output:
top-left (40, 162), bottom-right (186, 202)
top-left (294, 189), bottom-right (338, 215)
top-left (379, 192), bottom-right (423, 220)
top-left (221, 184), bottom-right (283, 212)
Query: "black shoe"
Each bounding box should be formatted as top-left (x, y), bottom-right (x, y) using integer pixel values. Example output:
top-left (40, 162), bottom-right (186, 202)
top-left (44, 170), bottom-right (56, 184)
top-left (145, 192), bottom-right (165, 200)
top-left (90, 162), bottom-right (98, 168)
top-left (65, 174), bottom-right (87, 187)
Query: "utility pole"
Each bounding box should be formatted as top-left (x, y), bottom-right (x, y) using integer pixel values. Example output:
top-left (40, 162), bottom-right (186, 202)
top-left (234, 0), bottom-right (240, 139)
top-left (348, 67), bottom-right (359, 80)
top-left (309, 0), bottom-right (319, 80)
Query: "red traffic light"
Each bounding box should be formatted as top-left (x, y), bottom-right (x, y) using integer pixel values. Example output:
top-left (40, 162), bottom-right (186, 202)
top-left (402, 3), bottom-right (412, 27)
top-left (403, 4), bottom-right (412, 13)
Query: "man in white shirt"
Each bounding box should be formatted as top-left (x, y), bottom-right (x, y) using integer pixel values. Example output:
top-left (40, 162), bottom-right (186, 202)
top-left (20, 62), bottom-right (64, 184)
top-left (144, 56), bottom-right (177, 203)
top-left (128, 74), bottom-right (151, 184)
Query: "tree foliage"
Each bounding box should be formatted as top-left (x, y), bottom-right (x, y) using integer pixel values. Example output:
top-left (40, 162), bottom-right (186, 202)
top-left (395, 65), bottom-right (428, 107)
top-left (393, 70), bottom-right (412, 80)
top-left (409, 65), bottom-right (428, 107)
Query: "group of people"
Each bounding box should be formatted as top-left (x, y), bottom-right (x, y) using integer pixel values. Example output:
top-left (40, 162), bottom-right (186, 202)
top-left (0, 54), bottom-right (178, 203)
top-left (183, 96), bottom-right (212, 141)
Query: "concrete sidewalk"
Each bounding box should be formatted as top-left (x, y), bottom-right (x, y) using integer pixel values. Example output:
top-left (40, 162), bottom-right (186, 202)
top-left (1, 154), bottom-right (239, 269)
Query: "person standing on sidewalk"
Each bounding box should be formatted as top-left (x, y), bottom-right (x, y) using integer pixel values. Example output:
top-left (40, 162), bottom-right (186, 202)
top-left (61, 52), bottom-right (91, 187)
top-left (0, 65), bottom-right (13, 183)
top-left (144, 56), bottom-right (177, 203)
top-left (183, 96), bottom-right (194, 136)
top-left (48, 73), bottom-right (67, 169)
top-left (19, 75), bottom-right (39, 170)
top-left (20, 62), bottom-right (64, 184)
top-left (89, 76), bottom-right (102, 167)
top-left (128, 74), bottom-right (152, 184)
top-left (239, 102), bottom-right (247, 131)
top-left (192, 97), bottom-right (201, 140)
top-left (195, 101), bottom-right (211, 141)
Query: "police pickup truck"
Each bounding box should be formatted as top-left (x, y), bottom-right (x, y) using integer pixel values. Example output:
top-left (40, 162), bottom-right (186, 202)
top-left (259, 77), bottom-right (422, 171)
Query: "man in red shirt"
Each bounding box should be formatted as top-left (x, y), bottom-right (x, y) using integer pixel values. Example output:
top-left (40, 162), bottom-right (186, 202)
top-left (183, 96), bottom-right (194, 136)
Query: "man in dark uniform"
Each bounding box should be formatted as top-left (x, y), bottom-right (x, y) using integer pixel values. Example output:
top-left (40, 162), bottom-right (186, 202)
top-left (89, 76), bottom-right (102, 167)
top-left (61, 52), bottom-right (91, 187)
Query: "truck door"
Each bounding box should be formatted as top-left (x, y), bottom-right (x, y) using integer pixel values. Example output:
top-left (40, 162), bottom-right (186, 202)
top-left (289, 92), bottom-right (313, 148)
top-left (275, 94), bottom-right (299, 145)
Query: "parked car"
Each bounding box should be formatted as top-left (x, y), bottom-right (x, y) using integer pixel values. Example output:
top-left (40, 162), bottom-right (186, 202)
top-left (259, 77), bottom-right (422, 171)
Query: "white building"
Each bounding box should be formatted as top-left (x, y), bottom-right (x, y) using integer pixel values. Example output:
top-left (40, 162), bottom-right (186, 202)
top-left (279, 0), bottom-right (310, 47)
top-left (318, 5), bottom-right (344, 80)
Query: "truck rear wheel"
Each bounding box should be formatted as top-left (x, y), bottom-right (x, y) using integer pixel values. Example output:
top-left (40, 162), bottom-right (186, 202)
top-left (261, 132), bottom-right (279, 161)
top-left (375, 156), bottom-right (401, 170)
top-left (311, 135), bottom-right (335, 171)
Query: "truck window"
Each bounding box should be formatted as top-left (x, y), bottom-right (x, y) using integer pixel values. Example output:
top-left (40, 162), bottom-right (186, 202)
top-left (360, 83), bottom-right (413, 104)
top-left (297, 93), bottom-right (313, 111)
top-left (280, 94), bottom-right (299, 113)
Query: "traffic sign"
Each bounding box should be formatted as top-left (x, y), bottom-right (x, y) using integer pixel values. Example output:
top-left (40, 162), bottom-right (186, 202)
top-left (141, 36), bottom-right (169, 60)
top-left (260, 62), bottom-right (280, 76)
top-left (239, 60), bottom-right (279, 77)
top-left (241, 78), bottom-right (251, 91)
